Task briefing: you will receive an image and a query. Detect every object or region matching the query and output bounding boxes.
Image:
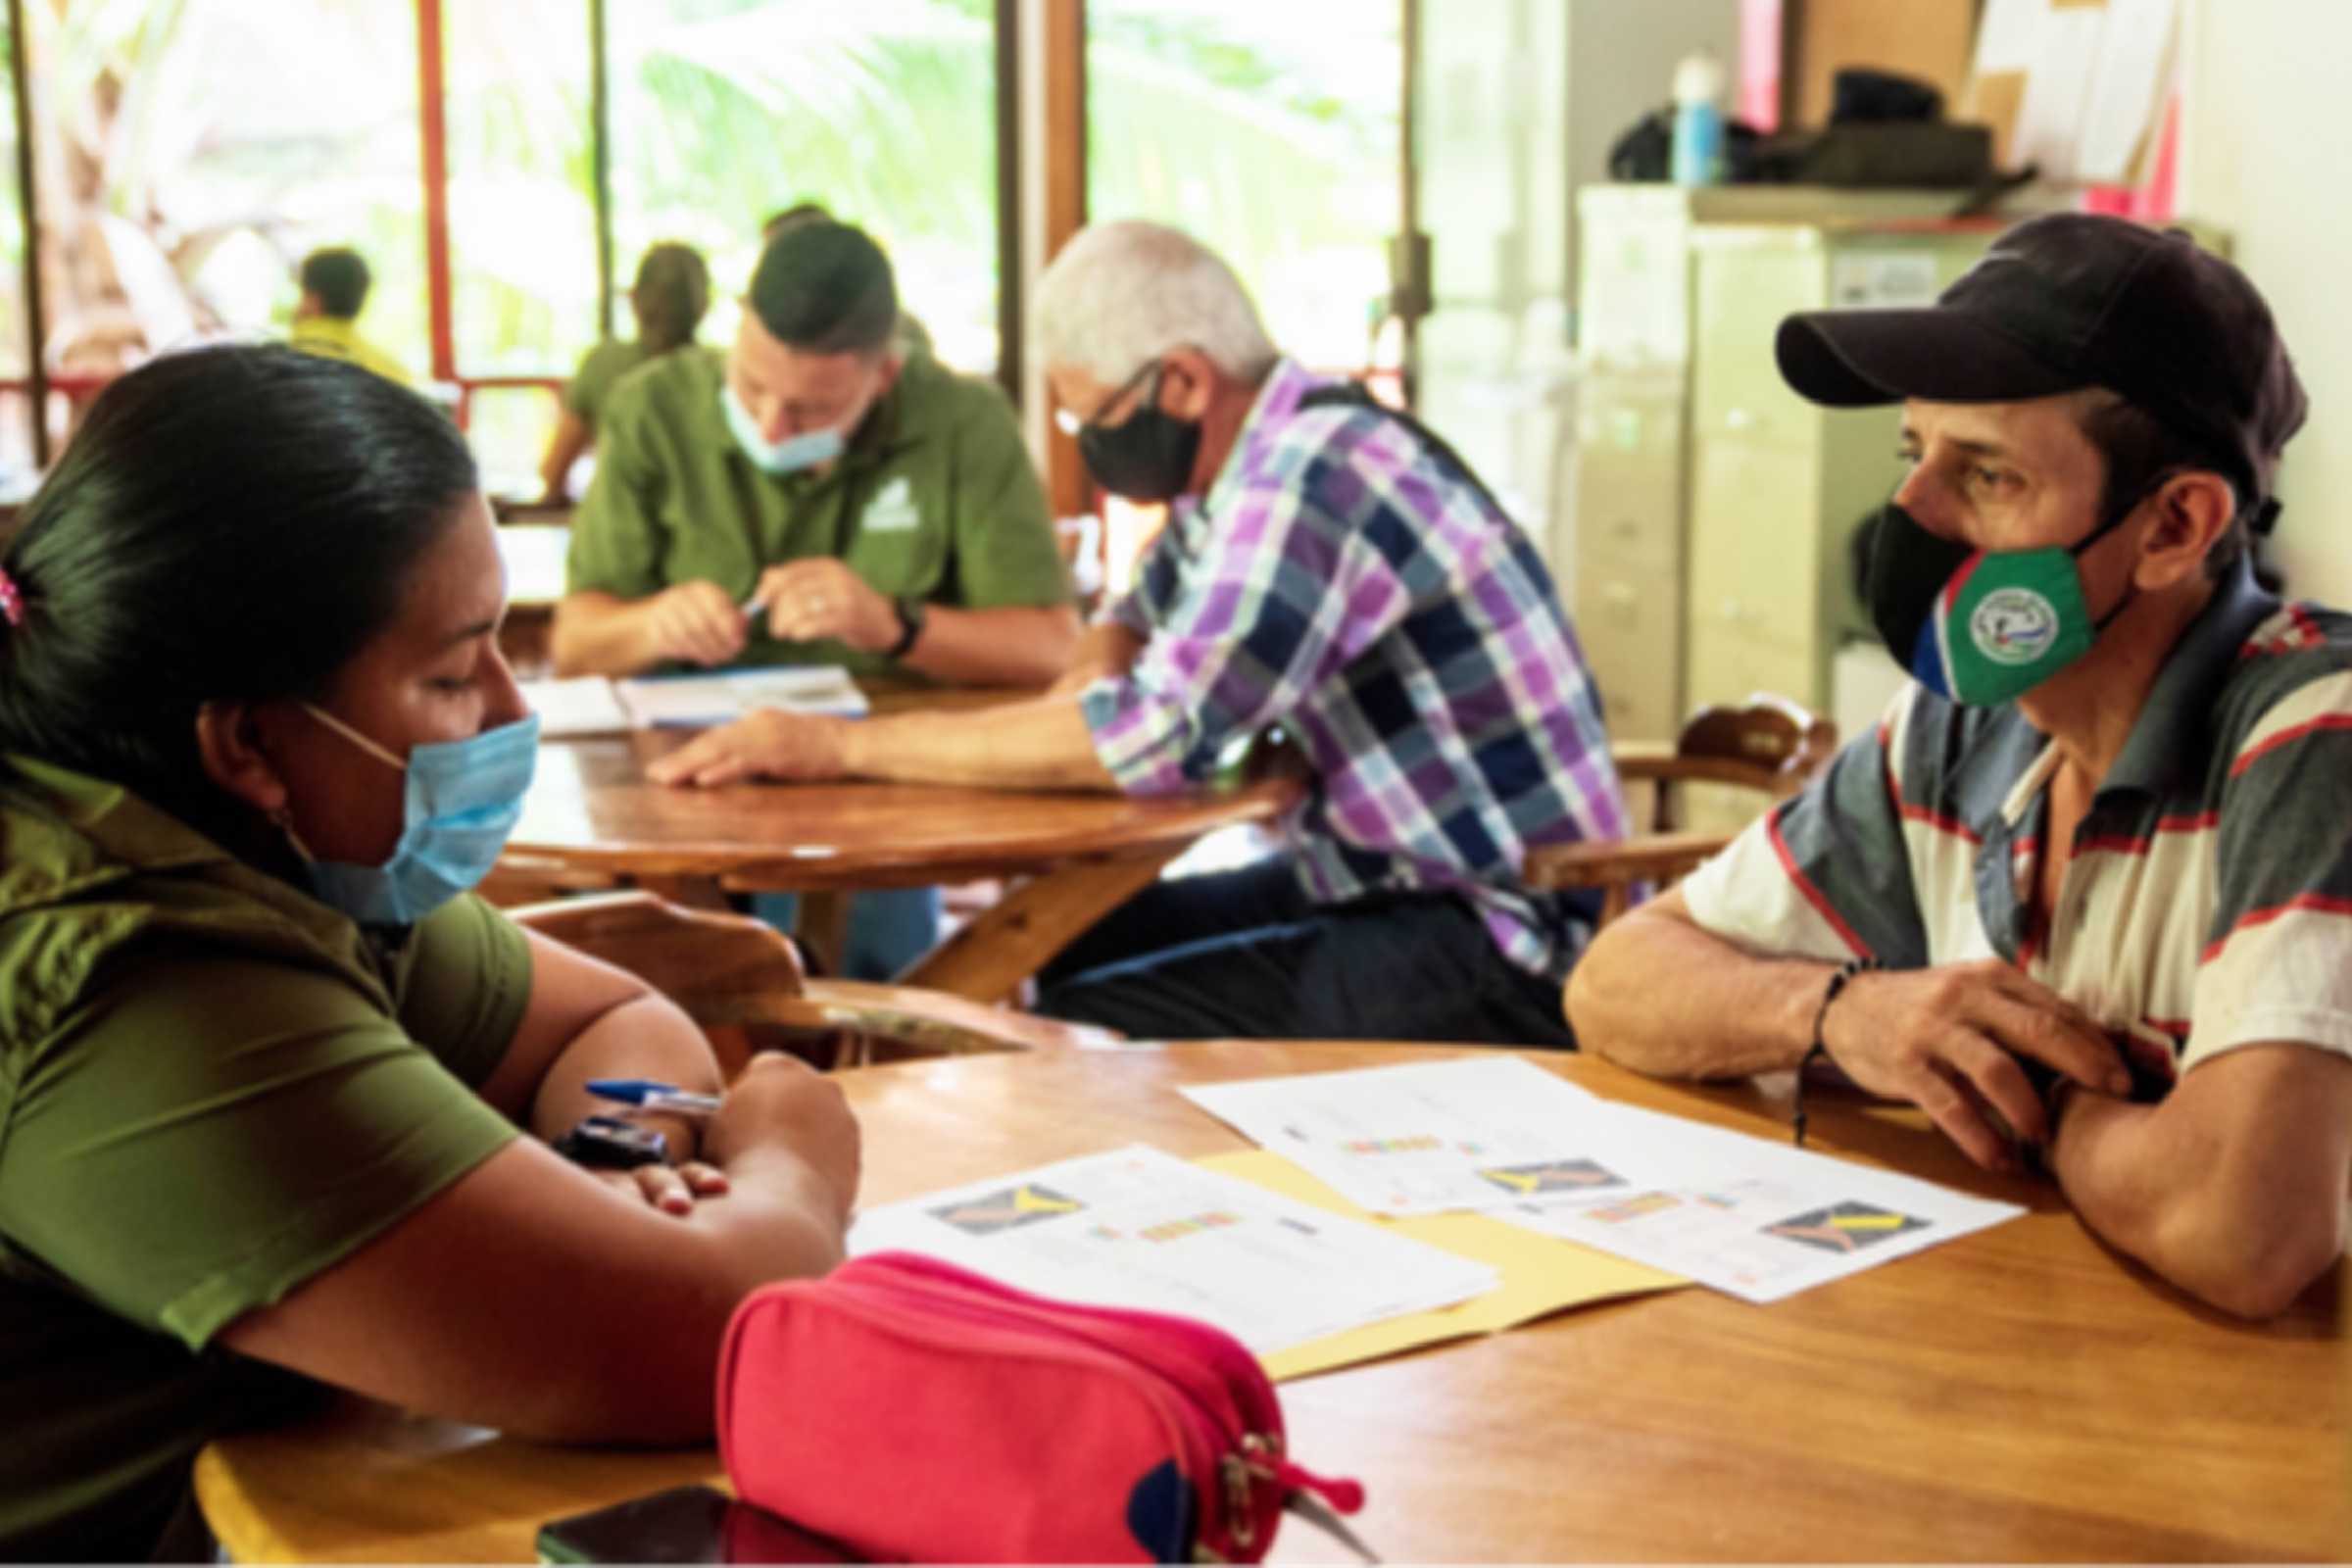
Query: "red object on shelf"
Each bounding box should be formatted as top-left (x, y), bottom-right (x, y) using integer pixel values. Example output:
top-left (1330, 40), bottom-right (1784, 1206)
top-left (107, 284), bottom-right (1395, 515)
top-left (2082, 93), bottom-right (2179, 222)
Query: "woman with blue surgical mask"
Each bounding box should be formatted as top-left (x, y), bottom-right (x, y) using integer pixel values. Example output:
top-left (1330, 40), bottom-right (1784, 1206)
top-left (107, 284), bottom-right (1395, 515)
top-left (0, 345), bottom-right (859, 1561)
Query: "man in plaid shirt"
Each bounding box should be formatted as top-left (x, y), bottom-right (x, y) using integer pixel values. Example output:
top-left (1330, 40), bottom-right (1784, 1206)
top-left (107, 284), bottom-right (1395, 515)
top-left (655, 220), bottom-right (1628, 1043)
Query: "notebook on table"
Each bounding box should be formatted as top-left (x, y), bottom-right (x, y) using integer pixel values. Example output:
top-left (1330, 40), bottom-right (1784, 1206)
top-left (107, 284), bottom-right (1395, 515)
top-left (523, 666), bottom-right (869, 738)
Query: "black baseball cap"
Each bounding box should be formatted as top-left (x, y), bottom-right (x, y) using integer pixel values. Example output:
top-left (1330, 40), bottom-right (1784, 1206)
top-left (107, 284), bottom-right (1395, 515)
top-left (1777, 213), bottom-right (2308, 509)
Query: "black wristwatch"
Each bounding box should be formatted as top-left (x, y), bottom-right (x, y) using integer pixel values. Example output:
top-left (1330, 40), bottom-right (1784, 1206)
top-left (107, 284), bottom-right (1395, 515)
top-left (552, 1114), bottom-right (669, 1169)
top-left (886, 595), bottom-right (927, 660)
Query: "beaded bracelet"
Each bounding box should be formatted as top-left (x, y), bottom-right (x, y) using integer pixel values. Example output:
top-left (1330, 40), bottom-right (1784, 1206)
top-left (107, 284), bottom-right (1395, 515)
top-left (1791, 956), bottom-right (1882, 1148)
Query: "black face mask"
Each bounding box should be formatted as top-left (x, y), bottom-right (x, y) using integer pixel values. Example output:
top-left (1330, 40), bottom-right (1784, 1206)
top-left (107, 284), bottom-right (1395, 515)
top-left (1861, 483), bottom-right (2152, 706)
top-left (1075, 364), bottom-right (1201, 502)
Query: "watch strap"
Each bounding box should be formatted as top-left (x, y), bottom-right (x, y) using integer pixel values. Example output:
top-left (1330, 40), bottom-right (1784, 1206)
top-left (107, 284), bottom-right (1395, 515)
top-left (886, 595), bottom-right (926, 660)
top-left (552, 1114), bottom-right (669, 1169)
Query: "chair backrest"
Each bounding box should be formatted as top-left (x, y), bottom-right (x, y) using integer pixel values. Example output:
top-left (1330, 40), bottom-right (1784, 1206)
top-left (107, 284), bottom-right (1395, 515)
top-left (503, 890), bottom-right (1116, 1068)
top-left (1613, 693), bottom-right (1841, 832)
top-left (506, 891), bottom-right (811, 1078)
top-left (1524, 693), bottom-right (1838, 928)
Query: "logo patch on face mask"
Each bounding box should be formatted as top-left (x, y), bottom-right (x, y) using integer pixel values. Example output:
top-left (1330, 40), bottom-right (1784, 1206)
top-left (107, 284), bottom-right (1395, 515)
top-left (1968, 587), bottom-right (2061, 665)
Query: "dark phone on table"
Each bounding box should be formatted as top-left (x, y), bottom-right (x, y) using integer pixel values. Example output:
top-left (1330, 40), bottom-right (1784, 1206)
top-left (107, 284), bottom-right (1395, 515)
top-left (536, 1483), bottom-right (861, 1564)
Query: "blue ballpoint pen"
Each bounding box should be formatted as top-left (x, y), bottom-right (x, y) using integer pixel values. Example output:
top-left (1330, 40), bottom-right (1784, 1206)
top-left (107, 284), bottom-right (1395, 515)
top-left (586, 1077), bottom-right (722, 1116)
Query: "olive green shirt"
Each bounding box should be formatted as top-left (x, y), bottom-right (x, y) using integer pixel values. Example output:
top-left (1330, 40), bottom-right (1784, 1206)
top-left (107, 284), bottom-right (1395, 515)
top-left (0, 758), bottom-right (531, 1561)
top-left (567, 347), bottom-right (1068, 678)
top-left (564, 338), bottom-right (656, 434)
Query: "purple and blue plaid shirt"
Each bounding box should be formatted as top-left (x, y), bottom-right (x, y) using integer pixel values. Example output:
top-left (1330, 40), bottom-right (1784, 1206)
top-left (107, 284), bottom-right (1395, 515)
top-left (1078, 359), bottom-right (1629, 980)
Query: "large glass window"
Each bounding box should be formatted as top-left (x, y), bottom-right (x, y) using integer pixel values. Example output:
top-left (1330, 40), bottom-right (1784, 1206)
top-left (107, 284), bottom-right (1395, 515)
top-left (1087, 1), bottom-right (1400, 373)
top-left (22, 0), bottom-right (425, 411)
top-left (445, 0), bottom-right (597, 495)
top-left (606, 0), bottom-right (1001, 374)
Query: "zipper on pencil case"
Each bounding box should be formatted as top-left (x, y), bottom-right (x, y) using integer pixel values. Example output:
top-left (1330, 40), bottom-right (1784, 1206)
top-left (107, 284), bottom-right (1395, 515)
top-left (828, 1269), bottom-right (1280, 1556)
top-left (720, 1281), bottom-right (1199, 1480)
top-left (851, 1255), bottom-right (1269, 1446)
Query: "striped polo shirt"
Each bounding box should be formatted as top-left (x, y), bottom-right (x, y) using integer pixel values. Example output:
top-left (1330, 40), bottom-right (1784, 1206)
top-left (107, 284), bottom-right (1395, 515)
top-left (1682, 562), bottom-right (2352, 1079)
top-left (1079, 358), bottom-right (1629, 981)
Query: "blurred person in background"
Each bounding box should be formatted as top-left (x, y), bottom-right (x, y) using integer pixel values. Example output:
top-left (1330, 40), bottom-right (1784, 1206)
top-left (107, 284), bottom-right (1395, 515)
top-left (558, 219), bottom-right (1075, 979)
top-left (288, 247), bottom-right (412, 387)
top-left (539, 242), bottom-right (713, 506)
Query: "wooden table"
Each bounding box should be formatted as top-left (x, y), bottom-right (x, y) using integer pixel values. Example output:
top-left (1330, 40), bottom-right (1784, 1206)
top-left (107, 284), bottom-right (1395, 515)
top-left (499, 719), bottom-right (1303, 1003)
top-left (195, 1043), bottom-right (2349, 1563)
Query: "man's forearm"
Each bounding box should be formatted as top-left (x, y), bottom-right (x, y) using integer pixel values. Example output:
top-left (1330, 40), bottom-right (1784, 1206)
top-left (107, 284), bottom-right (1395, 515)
top-left (901, 604), bottom-right (1080, 688)
top-left (2050, 1045), bottom-right (2350, 1319)
top-left (1565, 895), bottom-right (1836, 1078)
top-left (552, 592), bottom-right (659, 677)
top-left (839, 695), bottom-right (1118, 792)
top-left (1047, 621), bottom-right (1146, 695)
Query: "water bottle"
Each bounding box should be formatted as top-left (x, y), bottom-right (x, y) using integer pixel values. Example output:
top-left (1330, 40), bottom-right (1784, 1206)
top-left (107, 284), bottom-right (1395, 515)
top-left (1671, 51), bottom-right (1727, 187)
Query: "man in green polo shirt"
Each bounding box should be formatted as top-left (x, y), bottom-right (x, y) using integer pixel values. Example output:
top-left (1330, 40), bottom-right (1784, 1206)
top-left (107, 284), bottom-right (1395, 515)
top-left (554, 220), bottom-right (1076, 685)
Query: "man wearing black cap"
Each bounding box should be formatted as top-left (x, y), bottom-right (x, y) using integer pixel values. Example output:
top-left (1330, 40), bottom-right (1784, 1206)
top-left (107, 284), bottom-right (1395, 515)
top-left (1567, 214), bottom-right (2350, 1319)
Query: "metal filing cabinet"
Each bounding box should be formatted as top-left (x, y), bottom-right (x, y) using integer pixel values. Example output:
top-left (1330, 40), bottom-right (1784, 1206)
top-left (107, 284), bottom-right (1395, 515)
top-left (1570, 185), bottom-right (1979, 740)
top-left (1680, 220), bottom-right (1997, 718)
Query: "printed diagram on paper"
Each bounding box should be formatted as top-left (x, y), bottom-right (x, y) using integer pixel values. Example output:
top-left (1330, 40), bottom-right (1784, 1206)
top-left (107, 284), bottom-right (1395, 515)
top-left (849, 1144), bottom-right (1497, 1352)
top-left (1180, 1056), bottom-right (1641, 1218)
top-left (1182, 1059), bottom-right (2022, 1303)
top-left (1476, 1102), bottom-right (2019, 1303)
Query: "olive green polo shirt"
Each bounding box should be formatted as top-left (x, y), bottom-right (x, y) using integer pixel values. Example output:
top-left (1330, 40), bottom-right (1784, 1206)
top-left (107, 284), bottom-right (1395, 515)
top-left (564, 338), bottom-right (655, 434)
top-left (0, 758), bottom-right (530, 1561)
top-left (567, 347), bottom-right (1069, 678)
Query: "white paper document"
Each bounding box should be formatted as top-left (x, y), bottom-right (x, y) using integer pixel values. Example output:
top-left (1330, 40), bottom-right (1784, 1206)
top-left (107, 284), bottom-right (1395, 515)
top-left (1183, 1058), bottom-right (2022, 1304)
top-left (617, 665), bottom-right (869, 724)
top-left (521, 675), bottom-right (637, 738)
top-left (1180, 1056), bottom-right (1627, 1218)
top-left (848, 1144), bottom-right (1498, 1353)
top-left (1490, 1104), bottom-right (2023, 1304)
top-left (522, 665), bottom-right (870, 738)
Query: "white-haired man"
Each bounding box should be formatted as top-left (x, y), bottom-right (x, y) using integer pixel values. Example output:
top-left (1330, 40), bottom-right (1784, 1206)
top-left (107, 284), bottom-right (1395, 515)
top-left (651, 220), bottom-right (1630, 1043)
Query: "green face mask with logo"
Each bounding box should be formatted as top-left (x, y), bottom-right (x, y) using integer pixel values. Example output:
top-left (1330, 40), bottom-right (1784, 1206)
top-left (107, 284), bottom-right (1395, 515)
top-left (1863, 497), bottom-right (2143, 706)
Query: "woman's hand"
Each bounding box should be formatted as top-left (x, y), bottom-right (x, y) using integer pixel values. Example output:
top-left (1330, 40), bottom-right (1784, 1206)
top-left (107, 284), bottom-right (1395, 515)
top-left (600, 1158), bottom-right (731, 1216)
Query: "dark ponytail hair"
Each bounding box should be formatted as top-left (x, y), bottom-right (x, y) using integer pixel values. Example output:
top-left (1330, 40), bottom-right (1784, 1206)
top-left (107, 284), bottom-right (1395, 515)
top-left (0, 344), bottom-right (477, 831)
top-left (629, 242), bottom-right (710, 356)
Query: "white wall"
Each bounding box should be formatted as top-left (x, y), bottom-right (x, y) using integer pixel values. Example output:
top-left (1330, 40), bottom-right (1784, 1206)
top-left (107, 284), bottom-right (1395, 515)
top-left (2178, 0), bottom-right (2352, 602)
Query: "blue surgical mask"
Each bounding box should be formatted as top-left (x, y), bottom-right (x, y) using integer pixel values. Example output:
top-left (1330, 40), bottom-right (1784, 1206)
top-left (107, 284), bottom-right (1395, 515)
top-left (721, 382), bottom-right (844, 474)
top-left (292, 706), bottom-right (540, 926)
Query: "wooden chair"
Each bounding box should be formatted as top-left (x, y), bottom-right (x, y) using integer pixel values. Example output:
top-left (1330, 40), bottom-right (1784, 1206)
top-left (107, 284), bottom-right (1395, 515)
top-left (504, 890), bottom-right (1120, 1074)
top-left (1524, 693), bottom-right (1838, 928)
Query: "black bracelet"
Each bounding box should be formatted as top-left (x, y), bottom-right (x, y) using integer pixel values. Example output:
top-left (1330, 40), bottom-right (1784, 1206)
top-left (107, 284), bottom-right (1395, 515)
top-left (886, 594), bottom-right (926, 660)
top-left (1792, 956), bottom-right (1881, 1148)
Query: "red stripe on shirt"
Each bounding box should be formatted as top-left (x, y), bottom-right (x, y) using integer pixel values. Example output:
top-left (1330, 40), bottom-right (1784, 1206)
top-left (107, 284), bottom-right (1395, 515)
top-left (2076, 811), bottom-right (2221, 858)
top-left (2200, 893), bottom-right (2352, 963)
top-left (1897, 802), bottom-right (1983, 843)
top-left (2230, 713), bottom-right (2352, 777)
top-left (1768, 809), bottom-right (1872, 958)
top-left (2239, 603), bottom-right (2324, 660)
